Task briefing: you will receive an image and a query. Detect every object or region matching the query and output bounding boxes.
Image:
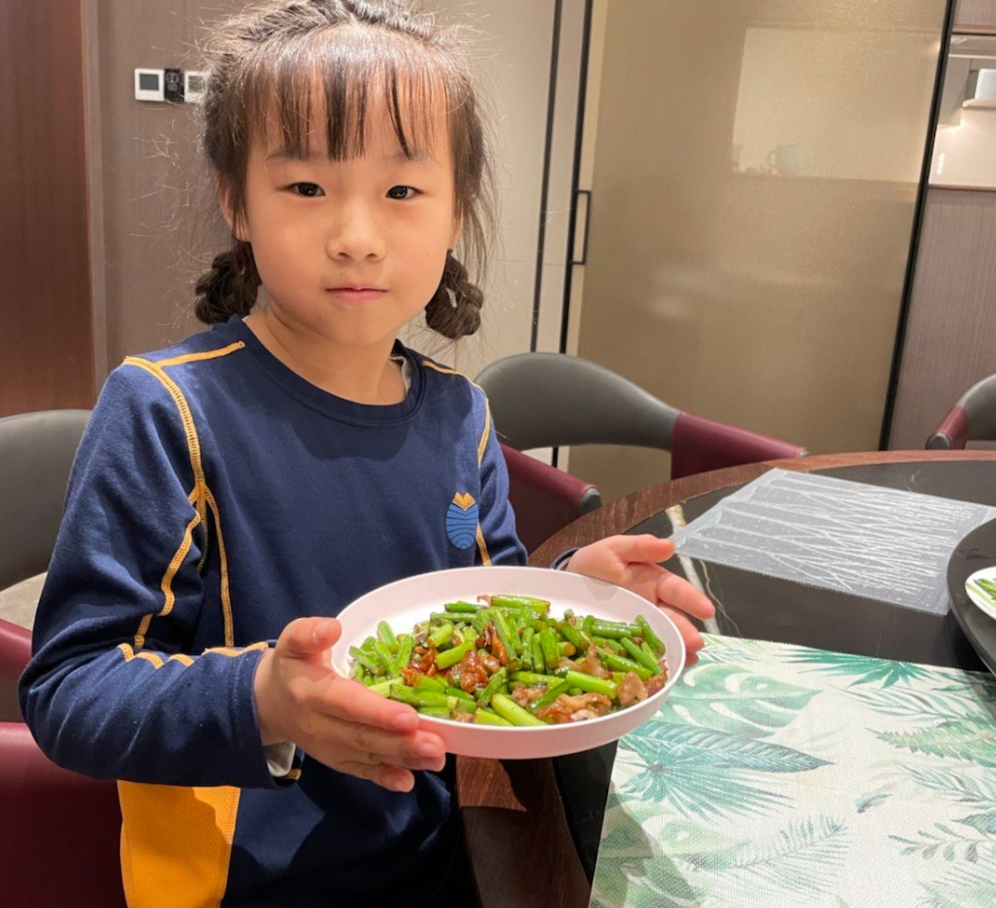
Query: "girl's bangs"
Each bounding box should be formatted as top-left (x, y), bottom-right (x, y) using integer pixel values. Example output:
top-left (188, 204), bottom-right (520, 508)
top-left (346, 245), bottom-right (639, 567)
top-left (242, 31), bottom-right (451, 161)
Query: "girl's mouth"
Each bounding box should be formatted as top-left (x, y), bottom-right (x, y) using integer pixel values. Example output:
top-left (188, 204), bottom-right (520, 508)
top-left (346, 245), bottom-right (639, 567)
top-left (325, 288), bottom-right (386, 304)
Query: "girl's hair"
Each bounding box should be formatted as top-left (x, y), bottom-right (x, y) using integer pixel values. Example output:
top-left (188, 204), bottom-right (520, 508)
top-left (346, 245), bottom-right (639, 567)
top-left (194, 0), bottom-right (494, 339)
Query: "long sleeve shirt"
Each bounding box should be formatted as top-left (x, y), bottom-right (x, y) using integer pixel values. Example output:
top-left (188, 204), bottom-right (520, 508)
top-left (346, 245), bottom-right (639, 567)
top-left (19, 314), bottom-right (526, 907)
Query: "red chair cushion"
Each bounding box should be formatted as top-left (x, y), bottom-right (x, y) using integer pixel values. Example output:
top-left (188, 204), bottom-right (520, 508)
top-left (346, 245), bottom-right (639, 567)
top-left (0, 617), bottom-right (32, 722)
top-left (0, 722), bottom-right (124, 908)
top-left (501, 444), bottom-right (597, 554)
top-left (670, 412), bottom-right (807, 480)
top-left (928, 406), bottom-right (969, 450)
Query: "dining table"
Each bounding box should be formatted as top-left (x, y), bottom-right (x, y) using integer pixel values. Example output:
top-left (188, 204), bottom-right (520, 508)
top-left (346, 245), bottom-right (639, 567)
top-left (455, 449), bottom-right (996, 908)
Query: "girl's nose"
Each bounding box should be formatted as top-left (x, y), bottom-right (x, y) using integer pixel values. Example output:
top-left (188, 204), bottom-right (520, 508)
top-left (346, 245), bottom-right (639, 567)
top-left (326, 201), bottom-right (385, 261)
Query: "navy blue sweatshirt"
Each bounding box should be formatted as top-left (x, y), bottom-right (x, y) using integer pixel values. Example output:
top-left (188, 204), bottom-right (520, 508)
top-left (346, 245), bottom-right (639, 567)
top-left (19, 315), bottom-right (526, 907)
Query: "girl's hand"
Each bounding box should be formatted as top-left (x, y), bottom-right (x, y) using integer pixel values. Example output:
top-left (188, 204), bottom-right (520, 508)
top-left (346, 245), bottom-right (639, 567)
top-left (253, 617), bottom-right (446, 792)
top-left (565, 534), bottom-right (715, 666)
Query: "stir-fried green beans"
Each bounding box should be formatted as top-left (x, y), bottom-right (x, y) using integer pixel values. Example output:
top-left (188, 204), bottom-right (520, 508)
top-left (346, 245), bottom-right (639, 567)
top-left (348, 594), bottom-right (670, 726)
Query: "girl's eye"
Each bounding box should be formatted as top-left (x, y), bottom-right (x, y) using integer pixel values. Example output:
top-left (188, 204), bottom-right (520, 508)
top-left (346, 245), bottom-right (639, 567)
top-left (289, 182), bottom-right (324, 198)
top-left (387, 185), bottom-right (419, 201)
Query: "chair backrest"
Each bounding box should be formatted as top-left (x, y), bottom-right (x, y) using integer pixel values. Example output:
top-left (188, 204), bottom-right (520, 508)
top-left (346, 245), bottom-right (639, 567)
top-left (478, 353), bottom-right (806, 480)
top-left (927, 373), bottom-right (996, 449)
top-left (477, 353), bottom-right (680, 452)
top-left (0, 410), bottom-right (91, 590)
top-left (501, 444), bottom-right (601, 554)
top-left (0, 722), bottom-right (124, 908)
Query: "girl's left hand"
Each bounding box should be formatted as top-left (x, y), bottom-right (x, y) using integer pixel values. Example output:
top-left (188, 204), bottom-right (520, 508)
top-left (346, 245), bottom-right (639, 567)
top-left (564, 534), bottom-right (715, 666)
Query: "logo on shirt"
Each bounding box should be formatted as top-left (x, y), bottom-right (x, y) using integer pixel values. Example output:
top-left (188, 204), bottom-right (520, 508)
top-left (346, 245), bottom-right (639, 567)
top-left (446, 492), bottom-right (479, 549)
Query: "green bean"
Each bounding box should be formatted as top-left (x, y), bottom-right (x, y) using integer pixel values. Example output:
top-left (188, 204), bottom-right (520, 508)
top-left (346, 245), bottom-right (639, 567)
top-left (510, 671), bottom-right (562, 685)
top-left (531, 636), bottom-right (546, 674)
top-left (373, 640), bottom-right (398, 674)
top-left (377, 620), bottom-right (398, 648)
top-left (427, 623), bottom-right (454, 649)
top-left (557, 621), bottom-right (589, 651)
top-left (415, 674), bottom-right (447, 694)
top-left (489, 610), bottom-right (520, 656)
top-left (490, 594), bottom-right (551, 614)
top-left (558, 641), bottom-right (576, 657)
top-left (362, 635), bottom-right (378, 653)
top-left (473, 708), bottom-right (513, 726)
top-left (596, 648), bottom-right (653, 681)
top-left (519, 627), bottom-right (535, 671)
top-left (367, 678), bottom-right (396, 696)
top-left (444, 600), bottom-right (482, 613)
top-left (591, 635), bottom-right (625, 655)
top-left (587, 618), bottom-right (642, 639)
top-left (636, 615), bottom-right (666, 657)
top-left (444, 687), bottom-right (478, 711)
top-left (491, 693), bottom-right (547, 727)
top-left (435, 638), bottom-right (475, 670)
top-left (564, 670), bottom-right (618, 698)
top-left (389, 685), bottom-right (455, 710)
top-left (420, 706), bottom-right (455, 719)
top-left (395, 635), bottom-right (415, 672)
top-left (620, 636), bottom-right (660, 673)
top-left (539, 628), bottom-right (561, 670)
top-left (349, 646), bottom-right (383, 676)
top-left (530, 679), bottom-right (571, 712)
top-left (475, 667), bottom-right (507, 708)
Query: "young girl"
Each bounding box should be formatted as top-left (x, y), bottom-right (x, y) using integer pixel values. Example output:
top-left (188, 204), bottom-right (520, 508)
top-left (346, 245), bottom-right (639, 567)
top-left (19, 2), bottom-right (713, 905)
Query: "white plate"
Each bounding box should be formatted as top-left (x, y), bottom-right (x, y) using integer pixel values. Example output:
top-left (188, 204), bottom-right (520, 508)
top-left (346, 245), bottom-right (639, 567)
top-left (965, 567), bottom-right (996, 622)
top-left (332, 566), bottom-right (686, 759)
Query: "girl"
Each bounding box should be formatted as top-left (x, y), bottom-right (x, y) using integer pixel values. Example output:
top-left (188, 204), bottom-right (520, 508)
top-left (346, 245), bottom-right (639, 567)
top-left (19, 2), bottom-right (713, 906)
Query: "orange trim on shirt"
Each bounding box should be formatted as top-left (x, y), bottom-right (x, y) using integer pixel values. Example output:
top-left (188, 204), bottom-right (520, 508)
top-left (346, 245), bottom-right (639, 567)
top-left (119, 781), bottom-right (240, 908)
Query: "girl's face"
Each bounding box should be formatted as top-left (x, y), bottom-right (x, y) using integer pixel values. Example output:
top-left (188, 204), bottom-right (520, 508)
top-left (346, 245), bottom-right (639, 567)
top-left (223, 89), bottom-right (461, 351)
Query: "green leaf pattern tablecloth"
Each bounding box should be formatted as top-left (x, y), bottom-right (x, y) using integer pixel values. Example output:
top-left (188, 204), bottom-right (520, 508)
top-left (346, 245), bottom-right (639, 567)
top-left (590, 635), bottom-right (996, 908)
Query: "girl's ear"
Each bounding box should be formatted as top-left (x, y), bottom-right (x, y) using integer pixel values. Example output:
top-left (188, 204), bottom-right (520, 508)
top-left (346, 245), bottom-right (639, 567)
top-left (216, 175), bottom-right (250, 242)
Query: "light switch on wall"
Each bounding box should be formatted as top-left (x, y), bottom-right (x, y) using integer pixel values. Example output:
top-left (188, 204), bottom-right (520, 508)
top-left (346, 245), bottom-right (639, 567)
top-left (134, 68), bottom-right (165, 102)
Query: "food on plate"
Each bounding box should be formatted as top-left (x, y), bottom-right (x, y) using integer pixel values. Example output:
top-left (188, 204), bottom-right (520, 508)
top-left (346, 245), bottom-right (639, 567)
top-left (347, 594), bottom-right (669, 726)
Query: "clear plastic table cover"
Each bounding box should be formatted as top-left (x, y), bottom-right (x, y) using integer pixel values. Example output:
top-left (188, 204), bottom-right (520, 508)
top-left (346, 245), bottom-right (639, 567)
top-left (668, 468), bottom-right (996, 615)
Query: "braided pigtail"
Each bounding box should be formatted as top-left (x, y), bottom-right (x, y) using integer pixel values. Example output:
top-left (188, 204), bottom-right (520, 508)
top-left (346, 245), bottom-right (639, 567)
top-left (424, 251), bottom-right (484, 340)
top-left (193, 240), bottom-right (261, 324)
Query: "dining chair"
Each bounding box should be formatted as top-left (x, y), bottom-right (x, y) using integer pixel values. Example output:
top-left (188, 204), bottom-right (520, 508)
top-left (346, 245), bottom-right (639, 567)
top-left (926, 373), bottom-right (996, 449)
top-left (477, 353), bottom-right (807, 481)
top-left (0, 409), bottom-right (91, 592)
top-left (500, 443), bottom-right (601, 554)
top-left (478, 353), bottom-right (806, 551)
top-left (0, 410), bottom-right (123, 908)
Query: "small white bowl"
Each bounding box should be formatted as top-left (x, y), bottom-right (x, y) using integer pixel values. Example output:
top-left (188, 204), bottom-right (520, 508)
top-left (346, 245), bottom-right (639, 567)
top-left (332, 565), bottom-right (686, 759)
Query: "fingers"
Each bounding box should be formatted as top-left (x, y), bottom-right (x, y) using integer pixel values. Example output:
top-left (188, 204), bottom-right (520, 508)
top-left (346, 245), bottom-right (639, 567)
top-left (609, 534), bottom-right (676, 565)
top-left (336, 762), bottom-right (417, 793)
top-left (311, 717), bottom-right (445, 768)
top-left (277, 616), bottom-right (342, 661)
top-left (318, 675), bottom-right (422, 734)
top-left (655, 571), bottom-right (715, 621)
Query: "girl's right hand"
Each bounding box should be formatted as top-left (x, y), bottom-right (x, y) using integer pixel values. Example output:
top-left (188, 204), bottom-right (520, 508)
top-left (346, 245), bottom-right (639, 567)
top-left (253, 616), bottom-right (447, 792)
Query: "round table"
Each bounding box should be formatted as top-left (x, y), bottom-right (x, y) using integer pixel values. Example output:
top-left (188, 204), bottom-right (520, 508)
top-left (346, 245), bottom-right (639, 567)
top-left (456, 450), bottom-right (996, 908)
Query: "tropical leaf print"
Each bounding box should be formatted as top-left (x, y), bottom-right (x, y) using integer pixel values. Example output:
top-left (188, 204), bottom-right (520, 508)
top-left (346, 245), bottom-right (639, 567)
top-left (781, 646), bottom-right (936, 687)
top-left (679, 816), bottom-right (849, 894)
top-left (904, 766), bottom-right (996, 809)
top-left (659, 663), bottom-right (820, 736)
top-left (847, 682), bottom-right (995, 724)
top-left (876, 718), bottom-right (996, 768)
top-left (923, 857), bottom-right (996, 908)
top-left (892, 822), bottom-right (996, 862)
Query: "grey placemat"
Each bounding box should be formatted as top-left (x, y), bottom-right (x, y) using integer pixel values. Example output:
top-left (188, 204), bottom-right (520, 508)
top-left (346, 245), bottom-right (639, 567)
top-left (668, 469), bottom-right (996, 615)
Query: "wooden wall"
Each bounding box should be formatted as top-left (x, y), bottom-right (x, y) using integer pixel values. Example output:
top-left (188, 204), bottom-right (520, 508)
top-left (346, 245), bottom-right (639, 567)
top-left (0, 0), bottom-right (94, 416)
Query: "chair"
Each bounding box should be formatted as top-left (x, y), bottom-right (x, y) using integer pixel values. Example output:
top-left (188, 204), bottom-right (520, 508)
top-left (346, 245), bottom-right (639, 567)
top-left (0, 410), bottom-right (124, 908)
top-left (478, 353), bottom-right (806, 552)
top-left (0, 409), bottom-right (91, 590)
top-left (501, 444), bottom-right (601, 554)
top-left (926, 374), bottom-right (996, 449)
